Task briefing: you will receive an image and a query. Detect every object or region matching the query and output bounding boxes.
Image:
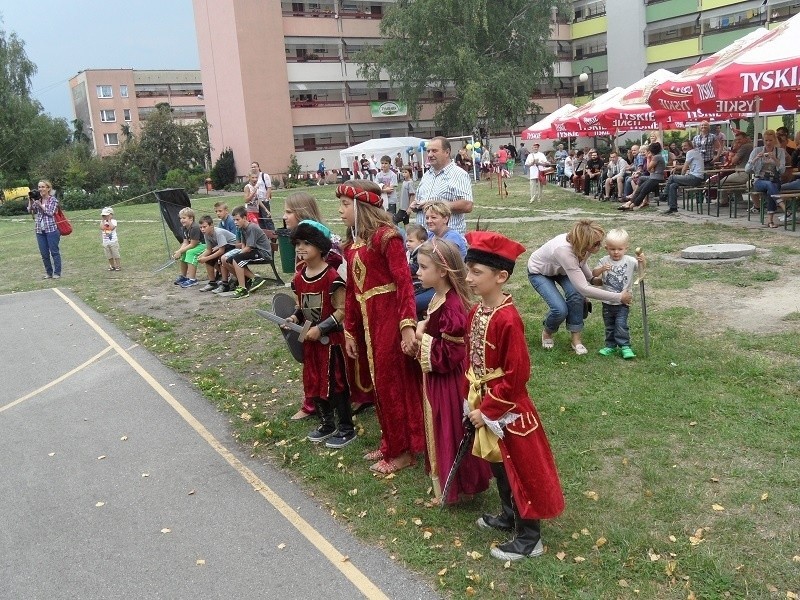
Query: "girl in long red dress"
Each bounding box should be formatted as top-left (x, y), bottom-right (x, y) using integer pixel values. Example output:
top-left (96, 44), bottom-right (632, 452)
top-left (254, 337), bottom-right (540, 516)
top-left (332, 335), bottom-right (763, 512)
top-left (415, 239), bottom-right (491, 504)
top-left (337, 180), bottom-right (425, 474)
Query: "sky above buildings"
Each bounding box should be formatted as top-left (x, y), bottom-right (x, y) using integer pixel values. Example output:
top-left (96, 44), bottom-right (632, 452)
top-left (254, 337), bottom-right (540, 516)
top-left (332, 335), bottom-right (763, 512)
top-left (1, 0), bottom-right (199, 121)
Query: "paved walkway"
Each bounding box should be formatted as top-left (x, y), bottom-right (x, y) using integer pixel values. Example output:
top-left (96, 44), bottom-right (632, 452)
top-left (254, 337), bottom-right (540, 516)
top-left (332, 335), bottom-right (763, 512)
top-left (0, 289), bottom-right (440, 600)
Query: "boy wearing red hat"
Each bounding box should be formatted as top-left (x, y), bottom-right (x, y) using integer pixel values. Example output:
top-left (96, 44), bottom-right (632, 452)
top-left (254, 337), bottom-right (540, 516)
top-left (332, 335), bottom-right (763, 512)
top-left (463, 230), bottom-right (564, 561)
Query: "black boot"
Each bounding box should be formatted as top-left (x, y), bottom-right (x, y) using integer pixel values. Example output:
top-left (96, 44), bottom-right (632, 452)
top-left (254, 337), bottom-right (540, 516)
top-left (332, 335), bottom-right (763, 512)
top-left (325, 390), bottom-right (356, 449)
top-left (491, 515), bottom-right (543, 561)
top-left (307, 398), bottom-right (336, 442)
top-left (477, 462), bottom-right (514, 532)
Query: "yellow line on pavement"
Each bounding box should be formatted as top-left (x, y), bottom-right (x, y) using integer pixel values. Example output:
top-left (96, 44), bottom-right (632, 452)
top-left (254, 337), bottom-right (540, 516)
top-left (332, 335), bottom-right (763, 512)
top-left (53, 288), bottom-right (389, 600)
top-left (0, 346), bottom-right (114, 414)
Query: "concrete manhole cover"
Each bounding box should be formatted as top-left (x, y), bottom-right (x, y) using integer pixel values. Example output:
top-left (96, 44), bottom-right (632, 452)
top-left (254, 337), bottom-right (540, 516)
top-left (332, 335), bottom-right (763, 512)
top-left (681, 243), bottom-right (756, 260)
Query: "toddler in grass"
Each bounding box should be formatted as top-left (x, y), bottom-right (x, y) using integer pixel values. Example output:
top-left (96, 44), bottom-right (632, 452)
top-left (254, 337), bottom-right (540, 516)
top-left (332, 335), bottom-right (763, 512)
top-left (100, 207), bottom-right (121, 271)
top-left (591, 228), bottom-right (646, 359)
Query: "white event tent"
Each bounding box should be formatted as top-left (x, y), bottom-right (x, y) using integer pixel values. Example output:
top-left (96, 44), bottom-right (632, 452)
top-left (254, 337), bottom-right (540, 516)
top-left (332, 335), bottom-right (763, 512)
top-left (339, 137), bottom-right (427, 170)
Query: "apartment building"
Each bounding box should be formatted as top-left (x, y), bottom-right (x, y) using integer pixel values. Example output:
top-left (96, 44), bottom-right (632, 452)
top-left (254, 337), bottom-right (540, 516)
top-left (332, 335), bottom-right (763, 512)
top-left (192, 0), bottom-right (570, 175)
top-left (69, 69), bottom-right (205, 157)
top-left (568, 0), bottom-right (797, 102)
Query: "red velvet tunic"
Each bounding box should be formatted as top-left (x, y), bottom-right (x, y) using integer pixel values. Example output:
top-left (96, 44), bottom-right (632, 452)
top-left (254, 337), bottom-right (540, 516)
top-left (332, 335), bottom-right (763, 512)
top-left (464, 295), bottom-right (565, 520)
top-left (419, 289), bottom-right (491, 503)
top-left (344, 226), bottom-right (425, 459)
top-left (292, 264), bottom-right (347, 399)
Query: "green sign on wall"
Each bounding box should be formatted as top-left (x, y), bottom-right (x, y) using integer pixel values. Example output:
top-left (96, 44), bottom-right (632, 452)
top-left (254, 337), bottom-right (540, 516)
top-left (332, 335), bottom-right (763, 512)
top-left (370, 101), bottom-right (408, 117)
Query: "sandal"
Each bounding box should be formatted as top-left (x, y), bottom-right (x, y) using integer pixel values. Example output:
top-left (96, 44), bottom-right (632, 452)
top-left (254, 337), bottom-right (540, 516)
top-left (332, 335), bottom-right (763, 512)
top-left (363, 449), bottom-right (384, 461)
top-left (108, 267), bottom-right (115, 271)
top-left (369, 454), bottom-right (413, 474)
top-left (571, 343), bottom-right (588, 356)
top-left (766, 222), bottom-right (778, 229)
top-left (541, 331), bottom-right (554, 350)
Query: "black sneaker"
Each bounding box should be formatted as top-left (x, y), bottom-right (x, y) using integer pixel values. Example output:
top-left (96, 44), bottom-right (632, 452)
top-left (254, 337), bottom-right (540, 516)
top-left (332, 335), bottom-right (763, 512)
top-left (476, 513), bottom-right (514, 532)
top-left (307, 425), bottom-right (337, 443)
top-left (325, 430), bottom-right (357, 449)
top-left (663, 208), bottom-right (678, 214)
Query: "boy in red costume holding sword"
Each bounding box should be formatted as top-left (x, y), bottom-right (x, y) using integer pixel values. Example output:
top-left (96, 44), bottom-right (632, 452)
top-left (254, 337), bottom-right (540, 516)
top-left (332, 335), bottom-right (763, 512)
top-left (463, 230), bottom-right (565, 561)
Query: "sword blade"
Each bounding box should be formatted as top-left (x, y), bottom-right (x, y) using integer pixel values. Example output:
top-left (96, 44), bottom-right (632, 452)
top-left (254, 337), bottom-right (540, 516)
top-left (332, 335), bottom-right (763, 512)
top-left (440, 419), bottom-right (476, 508)
top-left (255, 309), bottom-right (305, 334)
top-left (639, 280), bottom-right (650, 358)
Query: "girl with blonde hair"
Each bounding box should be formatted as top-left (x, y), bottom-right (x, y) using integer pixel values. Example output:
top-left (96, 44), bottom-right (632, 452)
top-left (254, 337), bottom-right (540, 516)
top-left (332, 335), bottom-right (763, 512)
top-left (337, 180), bottom-right (424, 474)
top-left (414, 239), bottom-right (490, 503)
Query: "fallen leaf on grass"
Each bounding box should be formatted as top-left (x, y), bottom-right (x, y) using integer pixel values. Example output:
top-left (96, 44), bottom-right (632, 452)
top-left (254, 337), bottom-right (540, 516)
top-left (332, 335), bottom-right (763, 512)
top-left (467, 551), bottom-right (483, 560)
top-left (573, 556), bottom-right (586, 563)
top-left (348, 488), bottom-right (358, 496)
top-left (453, 538), bottom-right (463, 548)
top-left (647, 548), bottom-right (661, 561)
top-left (423, 531), bottom-right (432, 539)
top-left (465, 587), bottom-right (475, 597)
top-left (358, 511), bottom-right (367, 518)
top-left (787, 592), bottom-right (798, 600)
top-left (793, 555), bottom-right (800, 563)
top-left (571, 533), bottom-right (580, 540)
top-left (412, 518), bottom-right (422, 526)
top-left (580, 528), bottom-right (591, 536)
top-left (618, 580), bottom-right (629, 588)
top-left (437, 568), bottom-right (448, 576)
top-left (594, 537), bottom-right (607, 548)
top-left (583, 491), bottom-right (599, 501)
top-left (761, 492), bottom-right (769, 501)
top-left (556, 552), bottom-right (566, 561)
top-left (711, 504), bottom-right (725, 511)
top-left (665, 561), bottom-right (677, 576)
top-left (767, 585), bottom-right (779, 593)
top-left (687, 592), bottom-right (697, 600)
top-left (669, 535), bottom-right (677, 542)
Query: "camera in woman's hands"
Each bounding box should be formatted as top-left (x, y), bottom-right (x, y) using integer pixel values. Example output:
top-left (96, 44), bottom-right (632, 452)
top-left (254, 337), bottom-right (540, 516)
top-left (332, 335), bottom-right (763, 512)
top-left (28, 189), bottom-right (42, 201)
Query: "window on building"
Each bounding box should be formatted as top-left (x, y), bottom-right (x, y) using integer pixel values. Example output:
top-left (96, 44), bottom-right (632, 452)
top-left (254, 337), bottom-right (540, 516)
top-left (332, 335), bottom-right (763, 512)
top-left (104, 133), bottom-right (119, 146)
top-left (377, 91), bottom-right (388, 101)
top-left (120, 85), bottom-right (129, 98)
top-left (100, 109), bottom-right (116, 122)
top-left (123, 109), bottom-right (132, 121)
top-left (97, 85), bottom-right (113, 98)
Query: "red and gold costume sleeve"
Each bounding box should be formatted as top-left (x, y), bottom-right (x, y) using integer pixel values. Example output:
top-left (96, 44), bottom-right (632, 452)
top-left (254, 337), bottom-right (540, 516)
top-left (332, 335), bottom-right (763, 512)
top-left (379, 228), bottom-right (417, 331)
top-left (420, 295), bottom-right (467, 375)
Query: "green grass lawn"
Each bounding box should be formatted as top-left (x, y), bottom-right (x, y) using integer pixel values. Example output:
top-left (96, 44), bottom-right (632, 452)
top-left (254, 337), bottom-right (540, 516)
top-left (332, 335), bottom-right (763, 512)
top-left (2, 178), bottom-right (798, 599)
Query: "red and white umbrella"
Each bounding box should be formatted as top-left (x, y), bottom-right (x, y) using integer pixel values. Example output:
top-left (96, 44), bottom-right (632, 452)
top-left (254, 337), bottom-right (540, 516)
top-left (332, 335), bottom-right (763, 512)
top-left (551, 89), bottom-right (621, 137)
top-left (645, 24), bottom-right (799, 115)
top-left (588, 69), bottom-right (681, 130)
top-left (521, 103), bottom-right (577, 140)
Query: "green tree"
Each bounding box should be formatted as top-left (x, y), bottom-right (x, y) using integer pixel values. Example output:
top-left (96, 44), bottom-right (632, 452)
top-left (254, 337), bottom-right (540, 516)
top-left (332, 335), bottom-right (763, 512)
top-left (0, 22), bottom-right (71, 182)
top-left (358, 0), bottom-right (566, 135)
top-left (211, 148), bottom-right (236, 190)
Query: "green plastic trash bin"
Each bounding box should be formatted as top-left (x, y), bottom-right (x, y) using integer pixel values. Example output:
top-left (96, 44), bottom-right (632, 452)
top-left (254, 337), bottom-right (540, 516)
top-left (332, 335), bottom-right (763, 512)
top-left (277, 228), bottom-right (296, 274)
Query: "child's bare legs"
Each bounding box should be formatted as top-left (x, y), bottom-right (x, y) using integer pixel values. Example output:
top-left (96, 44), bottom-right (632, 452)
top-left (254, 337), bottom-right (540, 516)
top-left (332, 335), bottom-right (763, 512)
top-left (204, 261), bottom-right (216, 281)
top-left (108, 258), bottom-right (115, 270)
top-left (179, 257), bottom-right (189, 277)
top-left (113, 257), bottom-right (121, 270)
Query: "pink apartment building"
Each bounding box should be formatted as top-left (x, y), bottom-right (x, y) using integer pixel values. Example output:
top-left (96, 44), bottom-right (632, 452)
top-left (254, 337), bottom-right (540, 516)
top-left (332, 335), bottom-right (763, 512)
top-left (192, 0), bottom-right (568, 177)
top-left (69, 69), bottom-right (205, 158)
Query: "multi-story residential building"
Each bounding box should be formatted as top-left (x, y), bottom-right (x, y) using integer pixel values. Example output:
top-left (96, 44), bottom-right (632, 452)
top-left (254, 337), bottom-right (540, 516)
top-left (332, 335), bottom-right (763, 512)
top-left (191, 0), bottom-right (568, 175)
top-left (69, 69), bottom-right (205, 157)
top-left (569, 0), bottom-right (797, 103)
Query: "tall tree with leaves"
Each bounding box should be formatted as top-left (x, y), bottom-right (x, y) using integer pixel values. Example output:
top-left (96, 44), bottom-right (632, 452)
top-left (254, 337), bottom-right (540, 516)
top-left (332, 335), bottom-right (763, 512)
top-left (358, 0), bottom-right (565, 135)
top-left (0, 21), bottom-right (70, 183)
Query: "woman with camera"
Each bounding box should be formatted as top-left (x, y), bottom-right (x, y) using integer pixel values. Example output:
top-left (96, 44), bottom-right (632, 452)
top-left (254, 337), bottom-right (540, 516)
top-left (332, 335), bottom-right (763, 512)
top-left (27, 180), bottom-right (62, 278)
top-left (745, 130), bottom-right (786, 229)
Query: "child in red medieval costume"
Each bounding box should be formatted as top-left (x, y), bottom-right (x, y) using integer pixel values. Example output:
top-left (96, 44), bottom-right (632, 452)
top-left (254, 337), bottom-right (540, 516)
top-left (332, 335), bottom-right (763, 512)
top-left (283, 220), bottom-right (356, 449)
top-left (414, 239), bottom-right (491, 504)
top-left (337, 180), bottom-right (425, 474)
top-left (463, 230), bottom-right (565, 561)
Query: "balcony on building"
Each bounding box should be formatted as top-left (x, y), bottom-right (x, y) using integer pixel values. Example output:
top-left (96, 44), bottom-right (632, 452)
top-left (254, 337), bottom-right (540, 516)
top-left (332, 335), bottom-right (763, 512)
top-left (281, 1), bottom-right (391, 19)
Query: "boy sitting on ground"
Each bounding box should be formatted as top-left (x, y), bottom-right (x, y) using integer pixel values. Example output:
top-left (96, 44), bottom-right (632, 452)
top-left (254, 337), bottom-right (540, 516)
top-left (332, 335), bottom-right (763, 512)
top-left (173, 207), bottom-right (207, 288)
top-left (197, 215), bottom-right (237, 292)
top-left (224, 206), bottom-right (272, 299)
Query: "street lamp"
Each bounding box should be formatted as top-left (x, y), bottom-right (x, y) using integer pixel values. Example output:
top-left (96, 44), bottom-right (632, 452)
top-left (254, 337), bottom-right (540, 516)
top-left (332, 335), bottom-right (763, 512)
top-left (579, 67), bottom-right (595, 99)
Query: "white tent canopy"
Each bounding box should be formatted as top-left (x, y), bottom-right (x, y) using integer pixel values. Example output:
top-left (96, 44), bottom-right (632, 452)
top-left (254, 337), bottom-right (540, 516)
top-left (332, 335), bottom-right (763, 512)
top-left (339, 136), bottom-right (427, 170)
